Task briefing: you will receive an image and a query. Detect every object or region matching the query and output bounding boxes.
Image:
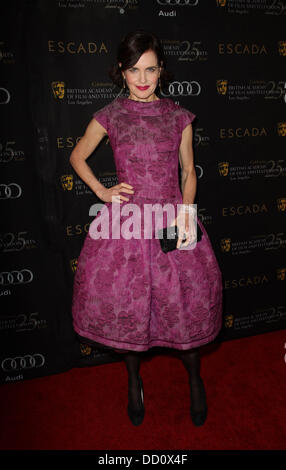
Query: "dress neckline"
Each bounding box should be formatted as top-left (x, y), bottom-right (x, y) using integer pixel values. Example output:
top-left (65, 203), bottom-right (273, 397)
top-left (116, 96), bottom-right (172, 116)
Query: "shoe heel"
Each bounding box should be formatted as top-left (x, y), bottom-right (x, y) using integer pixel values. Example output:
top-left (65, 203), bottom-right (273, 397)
top-left (127, 375), bottom-right (145, 426)
top-left (190, 377), bottom-right (208, 426)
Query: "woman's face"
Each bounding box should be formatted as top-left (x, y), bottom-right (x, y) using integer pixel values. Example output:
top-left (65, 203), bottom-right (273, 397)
top-left (119, 49), bottom-right (162, 102)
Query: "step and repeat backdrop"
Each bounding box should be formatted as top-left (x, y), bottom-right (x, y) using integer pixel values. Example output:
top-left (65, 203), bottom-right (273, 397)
top-left (1, 0), bottom-right (286, 383)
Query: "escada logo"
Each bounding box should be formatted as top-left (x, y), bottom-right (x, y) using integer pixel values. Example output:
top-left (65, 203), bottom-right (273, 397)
top-left (218, 43), bottom-right (268, 55)
top-left (57, 136), bottom-right (81, 148)
top-left (48, 40), bottom-right (108, 54)
top-left (225, 274), bottom-right (268, 289)
top-left (66, 223), bottom-right (90, 236)
top-left (220, 127), bottom-right (267, 138)
top-left (161, 80), bottom-right (201, 96)
top-left (222, 203), bottom-right (268, 216)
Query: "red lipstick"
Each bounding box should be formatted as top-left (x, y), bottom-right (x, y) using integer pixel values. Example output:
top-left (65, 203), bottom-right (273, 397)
top-left (136, 86), bottom-right (149, 90)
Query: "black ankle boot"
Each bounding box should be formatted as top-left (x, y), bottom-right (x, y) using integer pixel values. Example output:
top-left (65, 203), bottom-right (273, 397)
top-left (189, 376), bottom-right (208, 426)
top-left (127, 375), bottom-right (145, 426)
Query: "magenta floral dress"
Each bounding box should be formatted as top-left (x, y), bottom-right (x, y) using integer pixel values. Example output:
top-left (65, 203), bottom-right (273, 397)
top-left (72, 96), bottom-right (223, 352)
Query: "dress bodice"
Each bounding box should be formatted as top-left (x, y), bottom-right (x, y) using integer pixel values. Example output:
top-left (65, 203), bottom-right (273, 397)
top-left (93, 96), bottom-right (196, 202)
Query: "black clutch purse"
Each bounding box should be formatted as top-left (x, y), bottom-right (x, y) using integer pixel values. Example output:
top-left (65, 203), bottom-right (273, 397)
top-left (157, 224), bottom-right (203, 254)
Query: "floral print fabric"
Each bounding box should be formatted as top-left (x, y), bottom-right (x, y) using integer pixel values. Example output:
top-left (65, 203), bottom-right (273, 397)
top-left (72, 96), bottom-right (223, 351)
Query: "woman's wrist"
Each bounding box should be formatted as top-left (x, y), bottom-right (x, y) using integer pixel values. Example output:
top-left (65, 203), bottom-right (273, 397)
top-left (180, 203), bottom-right (197, 216)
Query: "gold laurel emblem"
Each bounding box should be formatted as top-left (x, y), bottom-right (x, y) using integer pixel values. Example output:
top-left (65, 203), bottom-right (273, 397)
top-left (224, 314), bottom-right (234, 328)
top-left (277, 268), bottom-right (286, 281)
top-left (221, 238), bottom-right (231, 252)
top-left (70, 258), bottom-right (78, 273)
top-left (216, 0), bottom-right (227, 6)
top-left (277, 198), bottom-right (286, 212)
top-left (277, 122), bottom-right (286, 136)
top-left (51, 81), bottom-right (65, 99)
top-left (218, 162), bottom-right (229, 176)
top-left (217, 79), bottom-right (228, 95)
top-left (61, 175), bottom-right (73, 191)
top-left (278, 41), bottom-right (286, 56)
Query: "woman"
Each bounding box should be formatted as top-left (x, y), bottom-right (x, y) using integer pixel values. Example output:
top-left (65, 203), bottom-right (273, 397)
top-left (70, 30), bottom-right (223, 427)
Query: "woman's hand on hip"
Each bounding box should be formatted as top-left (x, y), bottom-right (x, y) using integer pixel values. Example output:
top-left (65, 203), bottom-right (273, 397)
top-left (96, 182), bottom-right (134, 203)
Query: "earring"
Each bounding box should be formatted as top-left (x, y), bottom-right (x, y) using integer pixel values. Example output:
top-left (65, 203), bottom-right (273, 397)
top-left (115, 75), bottom-right (126, 99)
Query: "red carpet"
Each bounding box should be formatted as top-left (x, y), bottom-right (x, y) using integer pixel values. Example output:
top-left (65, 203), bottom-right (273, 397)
top-left (0, 329), bottom-right (285, 451)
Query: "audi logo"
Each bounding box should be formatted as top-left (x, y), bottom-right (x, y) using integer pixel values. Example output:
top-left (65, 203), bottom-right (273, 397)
top-left (161, 81), bottom-right (201, 97)
top-left (0, 87), bottom-right (11, 104)
top-left (0, 183), bottom-right (22, 199)
top-left (2, 354), bottom-right (45, 371)
top-left (0, 269), bottom-right (34, 285)
top-left (157, 0), bottom-right (198, 5)
top-left (195, 164), bottom-right (203, 179)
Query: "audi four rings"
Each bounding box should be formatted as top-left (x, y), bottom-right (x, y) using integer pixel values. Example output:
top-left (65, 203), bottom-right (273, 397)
top-left (0, 270), bottom-right (33, 285)
top-left (162, 81), bottom-right (201, 96)
top-left (1, 354), bottom-right (45, 371)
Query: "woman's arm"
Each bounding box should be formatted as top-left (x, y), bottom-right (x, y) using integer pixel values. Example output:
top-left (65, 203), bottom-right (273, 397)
top-left (179, 123), bottom-right (197, 205)
top-left (69, 118), bottom-right (108, 197)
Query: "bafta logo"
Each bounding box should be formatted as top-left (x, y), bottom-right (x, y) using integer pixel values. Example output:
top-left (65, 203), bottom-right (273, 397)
top-left (61, 175), bottom-right (73, 191)
top-left (217, 79), bottom-right (228, 95)
top-left (218, 162), bottom-right (229, 176)
top-left (51, 81), bottom-right (65, 99)
top-left (221, 238), bottom-right (231, 252)
top-left (224, 314), bottom-right (234, 328)
top-left (80, 343), bottom-right (92, 356)
top-left (216, 0), bottom-right (227, 6)
top-left (277, 198), bottom-right (286, 212)
top-left (70, 258), bottom-right (78, 273)
top-left (277, 268), bottom-right (286, 281)
top-left (278, 41), bottom-right (286, 56)
top-left (277, 122), bottom-right (286, 137)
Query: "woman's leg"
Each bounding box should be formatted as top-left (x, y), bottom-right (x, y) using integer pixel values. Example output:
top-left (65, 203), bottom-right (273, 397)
top-left (113, 347), bottom-right (143, 411)
top-left (122, 351), bottom-right (143, 411)
top-left (179, 347), bottom-right (207, 424)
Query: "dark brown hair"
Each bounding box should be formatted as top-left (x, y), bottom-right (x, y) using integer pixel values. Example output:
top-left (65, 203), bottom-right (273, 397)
top-left (109, 30), bottom-right (173, 92)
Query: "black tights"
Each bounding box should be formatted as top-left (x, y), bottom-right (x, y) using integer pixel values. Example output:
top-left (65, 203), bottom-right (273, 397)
top-left (180, 348), bottom-right (206, 412)
top-left (120, 347), bottom-right (205, 412)
top-left (123, 351), bottom-right (142, 410)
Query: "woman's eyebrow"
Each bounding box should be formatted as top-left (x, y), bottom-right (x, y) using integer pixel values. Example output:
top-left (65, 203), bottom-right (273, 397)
top-left (129, 65), bottom-right (158, 69)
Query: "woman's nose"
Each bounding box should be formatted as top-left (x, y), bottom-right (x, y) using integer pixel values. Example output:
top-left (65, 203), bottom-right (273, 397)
top-left (138, 72), bottom-right (147, 83)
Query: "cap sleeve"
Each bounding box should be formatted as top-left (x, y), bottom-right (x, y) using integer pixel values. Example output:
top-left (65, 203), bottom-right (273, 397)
top-left (93, 105), bottom-right (109, 134)
top-left (180, 108), bottom-right (196, 132)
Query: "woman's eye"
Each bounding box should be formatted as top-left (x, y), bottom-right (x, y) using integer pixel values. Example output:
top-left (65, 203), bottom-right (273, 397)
top-left (128, 67), bottom-right (157, 72)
